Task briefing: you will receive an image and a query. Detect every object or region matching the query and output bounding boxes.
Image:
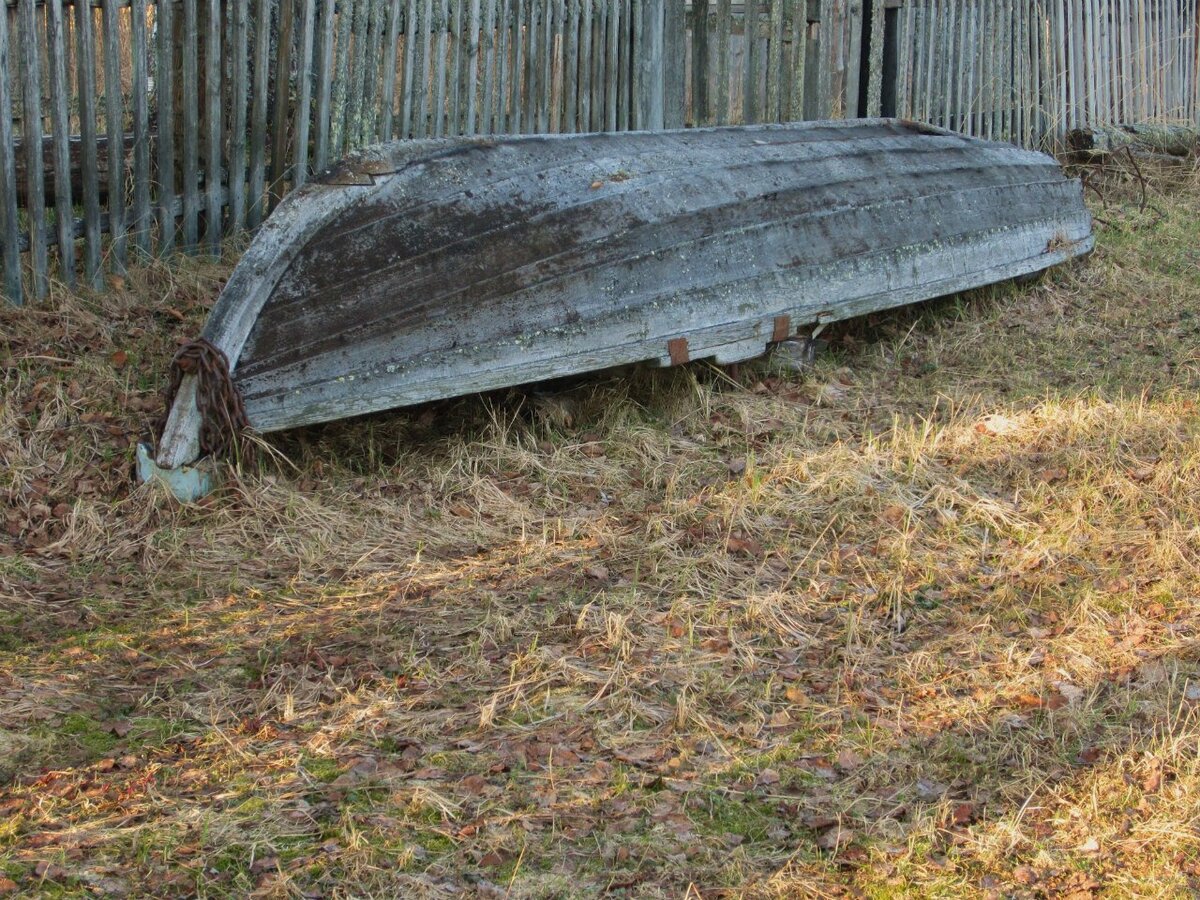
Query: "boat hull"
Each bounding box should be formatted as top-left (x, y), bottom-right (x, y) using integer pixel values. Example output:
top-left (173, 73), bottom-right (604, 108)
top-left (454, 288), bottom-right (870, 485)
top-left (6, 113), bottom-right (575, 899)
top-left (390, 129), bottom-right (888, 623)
top-left (157, 119), bottom-right (1093, 468)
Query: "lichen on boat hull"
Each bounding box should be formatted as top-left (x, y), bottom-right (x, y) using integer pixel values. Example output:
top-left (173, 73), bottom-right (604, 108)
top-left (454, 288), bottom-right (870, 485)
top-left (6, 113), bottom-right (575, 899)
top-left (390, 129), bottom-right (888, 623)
top-left (156, 119), bottom-right (1093, 471)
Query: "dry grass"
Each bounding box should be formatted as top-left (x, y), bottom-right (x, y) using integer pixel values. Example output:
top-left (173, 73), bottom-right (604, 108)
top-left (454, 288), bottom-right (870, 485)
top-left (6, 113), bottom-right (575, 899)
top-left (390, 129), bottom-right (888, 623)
top-left (3, 163), bottom-right (1200, 898)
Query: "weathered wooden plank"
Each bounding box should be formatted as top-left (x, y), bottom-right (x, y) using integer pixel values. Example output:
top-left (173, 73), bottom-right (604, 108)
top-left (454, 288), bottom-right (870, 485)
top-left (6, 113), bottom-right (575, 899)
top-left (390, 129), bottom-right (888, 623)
top-left (180, 0), bottom-right (199, 246)
top-left (204, 0), bottom-right (222, 252)
top-left (521, 0), bottom-right (536, 130)
top-left (292, 0), bottom-right (317, 184)
top-left (744, 0), bottom-right (760, 122)
top-left (344, 0), bottom-right (368, 145)
top-left (563, 0), bottom-right (578, 130)
top-left (433, 0), bottom-right (449, 135)
top-left (620, 0), bottom-right (633, 128)
top-left (380, 0), bottom-right (401, 138)
top-left (480, 0), bottom-right (496, 131)
top-left (230, 0), bottom-right (250, 230)
top-left (398, 0), bottom-right (418, 136)
top-left (126, 0), bottom-right (149, 257)
top-left (313, 0), bottom-right (335, 166)
top-left (74, 0), bottom-right (101, 281)
top-left (465, 0), bottom-right (480, 133)
top-left (416, 0), bottom-right (433, 137)
top-left (511, 0), bottom-right (525, 131)
top-left (100, 0), bottom-right (125, 275)
top-left (607, 0), bottom-right (621, 129)
top-left (691, 0), bottom-right (709, 125)
top-left (715, 0), bottom-right (730, 123)
top-left (45, 0), bottom-right (74, 281)
top-left (663, 0), bottom-right (685, 128)
top-left (496, 0), bottom-right (511, 132)
top-left (765, 0), bottom-right (781, 121)
top-left (804, 0), bottom-right (821, 119)
top-left (789, 0), bottom-right (806, 120)
top-left (537, 0), bottom-right (549, 133)
top-left (330, 0), bottom-right (353, 149)
top-left (363, 0), bottom-right (388, 140)
top-left (270, 0), bottom-right (294, 202)
top-left (590, 0), bottom-right (602, 130)
top-left (0, 3), bottom-right (21, 303)
top-left (866, 0), bottom-right (884, 118)
top-left (249, 0), bottom-right (272, 226)
top-left (448, 0), bottom-right (463, 132)
top-left (18, 0), bottom-right (47, 295)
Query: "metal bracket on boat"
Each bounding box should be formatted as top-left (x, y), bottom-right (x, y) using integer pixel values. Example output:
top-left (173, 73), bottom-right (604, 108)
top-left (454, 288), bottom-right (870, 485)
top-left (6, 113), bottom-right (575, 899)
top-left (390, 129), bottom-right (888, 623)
top-left (667, 337), bottom-right (690, 366)
top-left (136, 443), bottom-right (217, 502)
top-left (772, 315), bottom-right (793, 343)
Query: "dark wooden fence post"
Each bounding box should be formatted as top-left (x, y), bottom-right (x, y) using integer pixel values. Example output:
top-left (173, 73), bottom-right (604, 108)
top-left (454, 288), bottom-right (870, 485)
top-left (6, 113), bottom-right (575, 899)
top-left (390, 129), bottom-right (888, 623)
top-left (0, 2), bottom-right (20, 304)
top-left (663, 0), bottom-right (686, 127)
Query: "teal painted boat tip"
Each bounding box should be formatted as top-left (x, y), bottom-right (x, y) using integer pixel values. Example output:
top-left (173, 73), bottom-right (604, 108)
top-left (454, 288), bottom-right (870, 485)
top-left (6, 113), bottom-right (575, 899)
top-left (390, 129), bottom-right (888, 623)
top-left (136, 442), bottom-right (217, 502)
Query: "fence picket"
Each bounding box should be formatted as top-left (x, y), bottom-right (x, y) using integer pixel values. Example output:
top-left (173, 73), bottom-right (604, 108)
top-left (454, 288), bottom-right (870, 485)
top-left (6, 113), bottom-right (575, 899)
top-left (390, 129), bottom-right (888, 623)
top-left (0, 4), bottom-right (20, 303)
top-left (248, 0), bottom-right (271, 226)
top-left (295, 0), bottom-right (318, 182)
top-left (433, 0), bottom-right (449, 135)
top-left (75, 0), bottom-right (102, 282)
top-left (45, 0), bottom-right (74, 282)
top-left (381, 0), bottom-right (402, 138)
top-left (100, 0), bottom-right (126, 275)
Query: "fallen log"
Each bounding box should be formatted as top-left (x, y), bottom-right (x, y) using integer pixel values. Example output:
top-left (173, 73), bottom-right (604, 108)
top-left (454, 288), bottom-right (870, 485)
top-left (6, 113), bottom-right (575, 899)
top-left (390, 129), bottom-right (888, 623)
top-left (1067, 123), bottom-right (1200, 159)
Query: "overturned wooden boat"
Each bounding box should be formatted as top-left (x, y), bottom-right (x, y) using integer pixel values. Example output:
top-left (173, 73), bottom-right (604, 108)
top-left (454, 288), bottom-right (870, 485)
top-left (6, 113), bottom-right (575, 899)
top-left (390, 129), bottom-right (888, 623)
top-left (156, 119), bottom-right (1093, 469)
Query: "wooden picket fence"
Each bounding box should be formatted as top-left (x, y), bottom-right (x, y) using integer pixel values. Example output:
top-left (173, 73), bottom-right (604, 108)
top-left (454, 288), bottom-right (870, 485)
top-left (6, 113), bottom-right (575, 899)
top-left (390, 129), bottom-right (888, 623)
top-left (2, 0), bottom-right (1198, 306)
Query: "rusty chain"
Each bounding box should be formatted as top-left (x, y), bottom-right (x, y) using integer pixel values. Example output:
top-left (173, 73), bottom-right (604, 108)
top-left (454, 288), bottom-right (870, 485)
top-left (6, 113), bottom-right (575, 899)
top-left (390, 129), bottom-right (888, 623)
top-left (159, 338), bottom-right (254, 463)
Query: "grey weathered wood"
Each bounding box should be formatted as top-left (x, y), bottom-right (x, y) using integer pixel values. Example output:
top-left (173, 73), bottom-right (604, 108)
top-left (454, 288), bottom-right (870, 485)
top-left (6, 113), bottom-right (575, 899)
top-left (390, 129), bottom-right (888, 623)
top-left (330, 0), bottom-right (354, 149)
top-left (228, 0), bottom-right (248, 227)
top-left (803, 0), bottom-right (821, 119)
top-left (314, 0), bottom-right (336, 166)
top-left (521, 0), bottom-right (536, 130)
top-left (744, 0), bottom-right (760, 122)
top-left (691, 0), bottom-right (708, 124)
top-left (0, 3), bottom-right (21, 303)
top-left (271, 0), bottom-right (295, 202)
top-left (45, 0), bottom-right (74, 282)
top-left (417, 0), bottom-right (435, 138)
top-left (715, 0), bottom-right (730, 123)
top-left (181, 0), bottom-right (200, 247)
top-left (75, 0), bottom-right (101, 282)
top-left (765, 0), bottom-right (781, 121)
top-left (606, 0), bottom-right (620, 129)
top-left (618, 0), bottom-right (630, 128)
top-left (589, 0), bottom-right (602, 130)
top-left (448, 0), bottom-right (463, 132)
top-left (205, 0), bottom-right (222, 252)
top-left (128, 0), bottom-right (150, 256)
top-left (510, 0), bottom-right (523, 131)
top-left (249, 0), bottom-right (271, 226)
top-left (663, 0), bottom-right (685, 128)
top-left (481, 0), bottom-right (496, 131)
top-left (156, 121), bottom-right (1095, 468)
top-left (18, 0), bottom-right (47, 296)
top-left (497, 0), bottom-right (511, 132)
top-left (362, 0), bottom-right (388, 141)
top-left (398, 0), bottom-right (418, 136)
top-left (538, 0), bottom-right (552, 133)
top-left (380, 0), bottom-right (402, 138)
top-left (563, 0), bottom-right (578, 130)
top-left (100, 0), bottom-right (124, 275)
top-left (344, 0), bottom-right (367, 145)
top-left (433, 0), bottom-right (449, 135)
top-left (789, 0), bottom-right (806, 120)
top-left (292, 0), bottom-right (317, 183)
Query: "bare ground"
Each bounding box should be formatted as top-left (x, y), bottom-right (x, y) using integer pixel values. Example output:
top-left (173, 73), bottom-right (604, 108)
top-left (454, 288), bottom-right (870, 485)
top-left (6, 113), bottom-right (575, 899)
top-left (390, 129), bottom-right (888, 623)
top-left (2, 164), bottom-right (1200, 898)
